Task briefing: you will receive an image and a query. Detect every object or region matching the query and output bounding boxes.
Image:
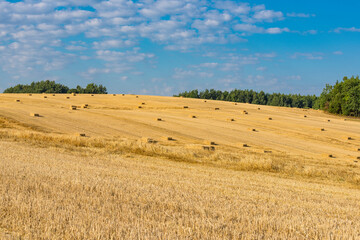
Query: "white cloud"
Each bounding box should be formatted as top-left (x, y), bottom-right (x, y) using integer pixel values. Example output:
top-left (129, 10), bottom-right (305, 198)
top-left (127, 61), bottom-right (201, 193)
top-left (333, 51), bottom-right (343, 55)
top-left (334, 27), bottom-right (360, 33)
top-left (252, 10), bottom-right (284, 22)
top-left (287, 13), bottom-right (315, 18)
top-left (291, 52), bottom-right (324, 60)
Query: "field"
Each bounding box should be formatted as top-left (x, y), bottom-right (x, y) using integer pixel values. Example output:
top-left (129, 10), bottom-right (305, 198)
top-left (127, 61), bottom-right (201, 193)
top-left (1, 93), bottom-right (360, 239)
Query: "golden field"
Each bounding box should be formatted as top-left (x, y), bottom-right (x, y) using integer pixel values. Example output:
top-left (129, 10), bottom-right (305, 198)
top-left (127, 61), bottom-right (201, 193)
top-left (0, 93), bottom-right (360, 239)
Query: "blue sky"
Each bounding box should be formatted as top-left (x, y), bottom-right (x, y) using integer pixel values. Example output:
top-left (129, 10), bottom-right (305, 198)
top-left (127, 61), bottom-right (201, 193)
top-left (0, 0), bottom-right (359, 95)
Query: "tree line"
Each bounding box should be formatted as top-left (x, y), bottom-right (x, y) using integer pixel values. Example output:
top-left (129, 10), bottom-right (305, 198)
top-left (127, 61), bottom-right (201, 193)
top-left (175, 76), bottom-right (360, 117)
top-left (175, 89), bottom-right (319, 109)
top-left (3, 80), bottom-right (107, 94)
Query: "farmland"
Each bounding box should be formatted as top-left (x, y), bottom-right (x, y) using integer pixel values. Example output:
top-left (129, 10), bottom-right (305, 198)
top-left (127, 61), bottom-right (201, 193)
top-left (1, 93), bottom-right (360, 239)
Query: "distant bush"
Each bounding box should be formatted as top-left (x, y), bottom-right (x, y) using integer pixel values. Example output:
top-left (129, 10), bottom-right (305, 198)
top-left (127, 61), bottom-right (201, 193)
top-left (4, 80), bottom-right (107, 94)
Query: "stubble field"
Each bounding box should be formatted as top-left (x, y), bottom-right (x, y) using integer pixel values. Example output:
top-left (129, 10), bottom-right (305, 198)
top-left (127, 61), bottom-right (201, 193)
top-left (1, 93), bottom-right (360, 239)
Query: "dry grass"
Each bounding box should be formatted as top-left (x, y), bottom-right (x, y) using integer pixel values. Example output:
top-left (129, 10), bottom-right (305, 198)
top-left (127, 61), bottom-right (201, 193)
top-left (1, 140), bottom-right (360, 239)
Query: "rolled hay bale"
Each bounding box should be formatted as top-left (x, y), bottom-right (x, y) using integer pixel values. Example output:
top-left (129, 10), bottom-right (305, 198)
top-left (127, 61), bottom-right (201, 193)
top-left (327, 119), bottom-right (331, 122)
top-left (122, 94), bottom-right (125, 96)
top-left (202, 146), bottom-right (210, 150)
top-left (81, 104), bottom-right (88, 109)
top-left (91, 94), bottom-right (94, 96)
top-left (210, 146), bottom-right (215, 151)
top-left (113, 94), bottom-right (116, 96)
top-left (141, 137), bottom-right (156, 144)
top-left (204, 140), bottom-right (216, 145)
top-left (204, 100), bottom-right (207, 102)
top-left (72, 93), bottom-right (76, 96)
top-left (268, 117), bottom-right (272, 120)
top-left (344, 119), bottom-right (347, 121)
top-left (320, 128), bottom-right (325, 131)
top-left (138, 106), bottom-right (142, 109)
top-left (215, 108), bottom-right (220, 110)
top-left (357, 148), bottom-right (360, 152)
top-left (304, 115), bottom-right (307, 118)
top-left (136, 96), bottom-right (139, 98)
top-left (28, 94), bottom-right (32, 96)
top-left (227, 118), bottom-right (235, 122)
top-left (344, 136), bottom-right (353, 140)
top-left (15, 99), bottom-right (20, 102)
top-left (141, 102), bottom-right (146, 105)
top-left (52, 94), bottom-right (55, 96)
top-left (234, 103), bottom-right (237, 105)
top-left (183, 106), bottom-right (189, 109)
top-left (30, 113), bottom-right (40, 117)
top-left (69, 105), bottom-right (77, 110)
top-left (156, 118), bottom-right (162, 121)
top-left (242, 143), bottom-right (249, 147)
top-left (242, 110), bottom-right (248, 115)
top-left (162, 136), bottom-right (174, 141)
top-left (249, 128), bottom-right (257, 132)
top-left (43, 96), bottom-right (47, 98)
top-left (356, 156), bottom-right (360, 160)
top-left (65, 97), bottom-right (70, 99)
top-left (257, 108), bottom-right (261, 110)
top-left (79, 133), bottom-right (86, 137)
top-left (322, 153), bottom-right (334, 158)
top-left (264, 150), bottom-right (272, 153)
top-left (189, 115), bottom-right (197, 118)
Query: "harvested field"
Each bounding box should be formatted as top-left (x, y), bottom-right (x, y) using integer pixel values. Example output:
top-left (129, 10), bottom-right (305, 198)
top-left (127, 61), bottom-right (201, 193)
top-left (1, 93), bottom-right (360, 239)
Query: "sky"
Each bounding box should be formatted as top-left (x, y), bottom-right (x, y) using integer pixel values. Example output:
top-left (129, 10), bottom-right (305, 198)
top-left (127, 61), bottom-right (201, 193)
top-left (0, 0), bottom-right (359, 95)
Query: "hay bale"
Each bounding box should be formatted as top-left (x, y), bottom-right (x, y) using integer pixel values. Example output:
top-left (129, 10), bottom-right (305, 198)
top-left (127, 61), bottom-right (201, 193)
top-left (327, 119), bottom-right (331, 122)
top-left (70, 105), bottom-right (77, 110)
top-left (72, 93), bottom-right (76, 96)
top-left (257, 108), bottom-right (261, 110)
top-left (204, 100), bottom-right (207, 102)
top-left (30, 113), bottom-right (39, 117)
top-left (122, 94), bottom-right (125, 96)
top-left (189, 115), bottom-right (197, 118)
top-left (65, 97), bottom-right (70, 99)
top-left (215, 108), bottom-right (220, 110)
top-left (264, 150), bottom-right (272, 153)
top-left (242, 110), bottom-right (248, 115)
top-left (141, 137), bottom-right (156, 144)
top-left (81, 104), bottom-right (88, 109)
top-left (28, 94), bottom-right (32, 96)
top-left (249, 128), bottom-right (256, 132)
top-left (210, 146), bottom-right (215, 151)
top-left (43, 96), bottom-right (47, 98)
top-left (15, 99), bottom-right (20, 102)
top-left (141, 102), bottom-right (146, 105)
top-left (52, 94), bottom-right (55, 96)
top-left (234, 103), bottom-right (237, 105)
top-left (344, 137), bottom-right (353, 140)
top-left (227, 118), bottom-right (235, 122)
top-left (356, 157), bottom-right (360, 160)
top-left (268, 117), bottom-right (272, 120)
top-left (202, 146), bottom-right (210, 150)
top-left (138, 106), bottom-right (142, 109)
top-left (322, 154), bottom-right (334, 158)
top-left (79, 133), bottom-right (86, 137)
top-left (162, 136), bottom-right (174, 141)
top-left (113, 94), bottom-right (116, 96)
top-left (136, 96), bottom-right (139, 98)
top-left (320, 128), bottom-right (325, 131)
top-left (91, 94), bottom-right (94, 96)
top-left (304, 115), bottom-right (307, 118)
top-left (357, 148), bottom-right (360, 152)
top-left (183, 106), bottom-right (189, 109)
top-left (242, 143), bottom-right (249, 147)
top-left (156, 118), bottom-right (162, 121)
top-left (204, 141), bottom-right (216, 145)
